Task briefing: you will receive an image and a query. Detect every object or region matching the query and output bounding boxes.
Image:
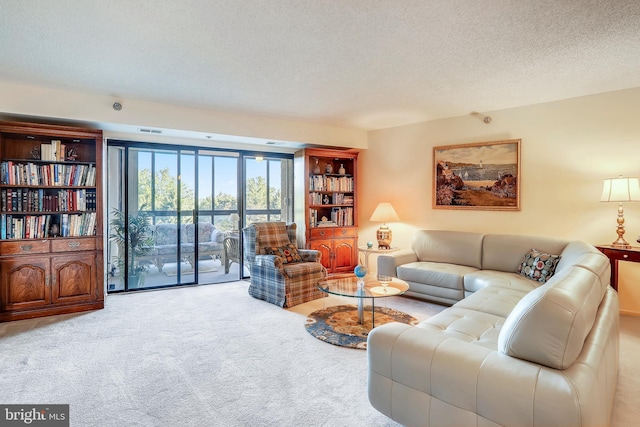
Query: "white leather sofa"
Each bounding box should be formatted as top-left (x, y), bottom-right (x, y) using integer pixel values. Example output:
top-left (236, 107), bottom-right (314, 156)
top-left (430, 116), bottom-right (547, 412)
top-left (368, 230), bottom-right (619, 427)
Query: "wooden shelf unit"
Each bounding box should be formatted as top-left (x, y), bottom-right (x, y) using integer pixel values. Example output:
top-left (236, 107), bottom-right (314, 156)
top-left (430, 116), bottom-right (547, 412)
top-left (294, 148), bottom-right (358, 274)
top-left (0, 121), bottom-right (104, 322)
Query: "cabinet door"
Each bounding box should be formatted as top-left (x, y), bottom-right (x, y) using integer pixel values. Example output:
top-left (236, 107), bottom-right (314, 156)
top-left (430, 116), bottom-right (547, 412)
top-left (0, 257), bottom-right (50, 311)
top-left (332, 238), bottom-right (357, 273)
top-left (309, 239), bottom-right (333, 270)
top-left (51, 253), bottom-right (97, 304)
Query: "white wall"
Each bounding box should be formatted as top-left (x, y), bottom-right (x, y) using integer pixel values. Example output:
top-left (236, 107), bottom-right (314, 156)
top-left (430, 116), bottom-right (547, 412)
top-left (0, 79), bottom-right (367, 149)
top-left (360, 87), bottom-right (640, 314)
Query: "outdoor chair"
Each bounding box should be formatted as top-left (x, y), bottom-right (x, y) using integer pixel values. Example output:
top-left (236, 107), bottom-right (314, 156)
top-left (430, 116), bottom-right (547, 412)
top-left (243, 222), bottom-right (327, 307)
top-left (223, 234), bottom-right (241, 274)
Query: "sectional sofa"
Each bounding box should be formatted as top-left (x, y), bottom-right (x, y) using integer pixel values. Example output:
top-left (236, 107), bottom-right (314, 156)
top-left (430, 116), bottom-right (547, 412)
top-left (368, 230), bottom-right (619, 426)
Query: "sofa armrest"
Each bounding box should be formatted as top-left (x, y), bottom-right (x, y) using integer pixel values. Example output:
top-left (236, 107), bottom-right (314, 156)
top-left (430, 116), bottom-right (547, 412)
top-left (367, 322), bottom-right (589, 427)
top-left (377, 249), bottom-right (417, 277)
top-left (298, 248), bottom-right (321, 263)
top-left (254, 254), bottom-right (284, 270)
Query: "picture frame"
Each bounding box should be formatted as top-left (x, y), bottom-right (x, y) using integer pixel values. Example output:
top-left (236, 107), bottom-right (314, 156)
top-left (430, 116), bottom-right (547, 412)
top-left (433, 139), bottom-right (521, 211)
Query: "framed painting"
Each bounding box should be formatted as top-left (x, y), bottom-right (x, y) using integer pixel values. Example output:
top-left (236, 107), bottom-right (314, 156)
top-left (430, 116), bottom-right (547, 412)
top-left (433, 139), bottom-right (521, 210)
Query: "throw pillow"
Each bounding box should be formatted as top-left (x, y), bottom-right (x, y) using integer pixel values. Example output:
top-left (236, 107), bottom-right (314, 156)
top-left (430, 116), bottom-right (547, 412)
top-left (517, 249), bottom-right (561, 284)
top-left (265, 243), bottom-right (303, 264)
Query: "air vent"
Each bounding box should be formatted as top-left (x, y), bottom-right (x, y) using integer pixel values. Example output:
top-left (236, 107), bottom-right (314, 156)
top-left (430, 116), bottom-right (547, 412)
top-left (138, 128), bottom-right (163, 135)
top-left (266, 141), bottom-right (285, 146)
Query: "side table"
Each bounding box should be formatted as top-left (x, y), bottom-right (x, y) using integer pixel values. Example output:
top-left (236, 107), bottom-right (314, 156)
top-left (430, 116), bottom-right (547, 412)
top-left (358, 246), bottom-right (400, 271)
top-left (595, 245), bottom-right (640, 292)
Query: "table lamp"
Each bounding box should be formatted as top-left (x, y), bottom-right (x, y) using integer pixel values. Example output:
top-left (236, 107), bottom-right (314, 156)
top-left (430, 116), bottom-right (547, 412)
top-left (600, 176), bottom-right (640, 247)
top-left (229, 213), bottom-right (240, 232)
top-left (369, 202), bottom-right (400, 249)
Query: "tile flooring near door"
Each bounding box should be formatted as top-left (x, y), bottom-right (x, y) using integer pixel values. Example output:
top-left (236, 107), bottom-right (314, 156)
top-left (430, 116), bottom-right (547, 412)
top-left (107, 259), bottom-right (249, 292)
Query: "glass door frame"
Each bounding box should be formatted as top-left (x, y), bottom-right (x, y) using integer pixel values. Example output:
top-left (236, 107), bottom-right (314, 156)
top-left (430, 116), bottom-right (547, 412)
top-left (106, 140), bottom-right (294, 293)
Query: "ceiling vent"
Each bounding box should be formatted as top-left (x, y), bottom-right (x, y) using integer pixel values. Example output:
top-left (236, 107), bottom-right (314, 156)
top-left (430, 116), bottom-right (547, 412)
top-left (138, 128), bottom-right (163, 134)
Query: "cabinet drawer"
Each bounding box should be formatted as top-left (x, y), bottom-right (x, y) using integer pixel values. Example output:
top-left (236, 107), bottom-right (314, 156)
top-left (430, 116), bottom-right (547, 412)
top-left (0, 240), bottom-right (50, 255)
top-left (334, 227), bottom-right (358, 237)
top-left (311, 228), bottom-right (334, 239)
top-left (51, 238), bottom-right (96, 252)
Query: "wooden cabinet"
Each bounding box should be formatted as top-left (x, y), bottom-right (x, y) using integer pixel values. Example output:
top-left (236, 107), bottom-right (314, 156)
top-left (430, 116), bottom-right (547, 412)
top-left (0, 121), bottom-right (103, 322)
top-left (294, 148), bottom-right (358, 274)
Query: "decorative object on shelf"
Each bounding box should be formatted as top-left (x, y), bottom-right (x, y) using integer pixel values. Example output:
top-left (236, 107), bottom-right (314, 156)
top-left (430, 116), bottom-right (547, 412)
top-left (29, 145), bottom-right (41, 160)
top-left (354, 264), bottom-right (367, 278)
top-left (325, 163), bottom-right (333, 174)
top-left (65, 147), bottom-right (78, 161)
top-left (229, 213), bottom-right (240, 232)
top-left (370, 202), bottom-right (400, 249)
top-left (600, 175), bottom-right (640, 248)
top-left (49, 223), bottom-right (60, 238)
top-left (338, 163), bottom-right (346, 175)
top-left (312, 158), bottom-right (321, 174)
top-left (367, 241), bottom-right (373, 249)
top-left (433, 139), bottom-right (521, 211)
top-left (323, 194), bottom-right (330, 205)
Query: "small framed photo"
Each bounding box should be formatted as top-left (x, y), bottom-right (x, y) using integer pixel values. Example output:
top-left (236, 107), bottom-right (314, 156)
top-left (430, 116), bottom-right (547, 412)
top-left (433, 139), bottom-right (521, 211)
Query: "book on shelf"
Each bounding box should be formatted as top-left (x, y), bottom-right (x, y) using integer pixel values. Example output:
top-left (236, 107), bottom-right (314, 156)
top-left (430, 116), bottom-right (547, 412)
top-left (0, 162), bottom-right (96, 186)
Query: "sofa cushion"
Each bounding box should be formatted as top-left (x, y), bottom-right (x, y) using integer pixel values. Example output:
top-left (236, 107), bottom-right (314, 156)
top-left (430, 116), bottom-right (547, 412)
top-left (455, 286), bottom-right (530, 318)
top-left (411, 230), bottom-right (483, 269)
top-left (397, 261), bottom-right (478, 291)
top-left (482, 234), bottom-right (567, 272)
top-left (557, 240), bottom-right (610, 289)
top-left (416, 307), bottom-right (505, 350)
top-left (265, 243), bottom-right (303, 264)
top-left (463, 270), bottom-right (537, 294)
top-left (498, 266), bottom-right (603, 369)
top-left (516, 249), bottom-right (561, 283)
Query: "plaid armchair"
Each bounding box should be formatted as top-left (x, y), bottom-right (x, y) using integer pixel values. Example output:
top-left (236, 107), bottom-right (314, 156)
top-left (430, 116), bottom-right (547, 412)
top-left (243, 222), bottom-right (327, 307)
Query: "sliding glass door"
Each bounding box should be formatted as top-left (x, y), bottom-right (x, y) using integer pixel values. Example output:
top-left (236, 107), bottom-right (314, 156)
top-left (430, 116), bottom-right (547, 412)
top-left (107, 141), bottom-right (293, 293)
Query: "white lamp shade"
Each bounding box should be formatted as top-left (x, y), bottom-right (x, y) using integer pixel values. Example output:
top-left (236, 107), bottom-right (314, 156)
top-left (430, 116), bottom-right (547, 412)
top-left (600, 177), bottom-right (640, 202)
top-left (229, 213), bottom-right (240, 221)
top-left (369, 202), bottom-right (400, 223)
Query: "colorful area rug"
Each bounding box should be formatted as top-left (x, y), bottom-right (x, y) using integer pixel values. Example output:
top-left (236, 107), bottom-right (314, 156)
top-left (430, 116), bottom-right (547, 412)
top-left (304, 304), bottom-right (418, 349)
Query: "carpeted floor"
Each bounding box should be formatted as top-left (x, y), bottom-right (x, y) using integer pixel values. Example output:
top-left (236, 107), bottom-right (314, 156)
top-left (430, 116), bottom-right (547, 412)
top-left (0, 281), bottom-right (638, 426)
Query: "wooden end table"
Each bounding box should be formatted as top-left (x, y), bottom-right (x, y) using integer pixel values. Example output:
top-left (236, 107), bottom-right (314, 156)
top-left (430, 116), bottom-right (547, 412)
top-left (596, 245), bottom-right (640, 292)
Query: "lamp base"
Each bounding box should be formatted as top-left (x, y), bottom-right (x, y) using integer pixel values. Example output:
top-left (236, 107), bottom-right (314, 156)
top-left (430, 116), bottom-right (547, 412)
top-left (611, 237), bottom-right (631, 248)
top-left (612, 204), bottom-right (631, 248)
top-left (376, 225), bottom-right (392, 249)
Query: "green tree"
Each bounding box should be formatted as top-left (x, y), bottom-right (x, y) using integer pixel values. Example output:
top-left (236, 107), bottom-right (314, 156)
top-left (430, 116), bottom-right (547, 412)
top-left (245, 176), bottom-right (280, 210)
top-left (137, 167), bottom-right (195, 218)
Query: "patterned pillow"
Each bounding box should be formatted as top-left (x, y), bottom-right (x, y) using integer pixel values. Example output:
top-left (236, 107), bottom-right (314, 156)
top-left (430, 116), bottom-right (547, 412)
top-left (265, 243), bottom-right (303, 264)
top-left (517, 249), bottom-right (561, 283)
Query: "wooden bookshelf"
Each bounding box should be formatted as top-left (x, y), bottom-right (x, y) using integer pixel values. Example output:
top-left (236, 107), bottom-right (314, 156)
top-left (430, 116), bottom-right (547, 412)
top-left (0, 121), bottom-right (104, 322)
top-left (294, 148), bottom-right (358, 274)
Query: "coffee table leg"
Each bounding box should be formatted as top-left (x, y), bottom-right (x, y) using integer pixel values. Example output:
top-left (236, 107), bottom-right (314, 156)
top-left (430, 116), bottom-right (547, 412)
top-left (356, 284), bottom-right (365, 324)
top-left (371, 298), bottom-right (375, 328)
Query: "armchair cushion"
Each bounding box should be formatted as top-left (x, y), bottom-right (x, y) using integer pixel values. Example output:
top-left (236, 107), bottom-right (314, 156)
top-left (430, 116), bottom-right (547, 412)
top-left (265, 243), bottom-right (303, 264)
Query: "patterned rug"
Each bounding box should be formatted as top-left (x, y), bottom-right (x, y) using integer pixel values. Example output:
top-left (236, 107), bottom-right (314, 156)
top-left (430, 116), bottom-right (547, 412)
top-left (304, 304), bottom-right (419, 349)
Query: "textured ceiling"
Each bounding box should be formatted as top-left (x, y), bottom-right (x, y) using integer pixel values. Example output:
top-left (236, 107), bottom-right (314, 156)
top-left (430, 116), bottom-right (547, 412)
top-left (1, 0), bottom-right (640, 131)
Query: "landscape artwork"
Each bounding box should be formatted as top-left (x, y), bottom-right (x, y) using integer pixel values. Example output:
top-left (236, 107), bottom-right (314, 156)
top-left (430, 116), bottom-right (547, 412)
top-left (433, 139), bottom-right (521, 210)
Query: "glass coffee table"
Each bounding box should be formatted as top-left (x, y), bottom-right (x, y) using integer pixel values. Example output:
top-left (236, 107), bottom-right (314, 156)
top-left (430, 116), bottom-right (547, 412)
top-left (317, 274), bottom-right (410, 329)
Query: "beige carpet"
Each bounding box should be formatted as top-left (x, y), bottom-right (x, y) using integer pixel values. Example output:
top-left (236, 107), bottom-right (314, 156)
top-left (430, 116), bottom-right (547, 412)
top-left (0, 282), bottom-right (637, 426)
